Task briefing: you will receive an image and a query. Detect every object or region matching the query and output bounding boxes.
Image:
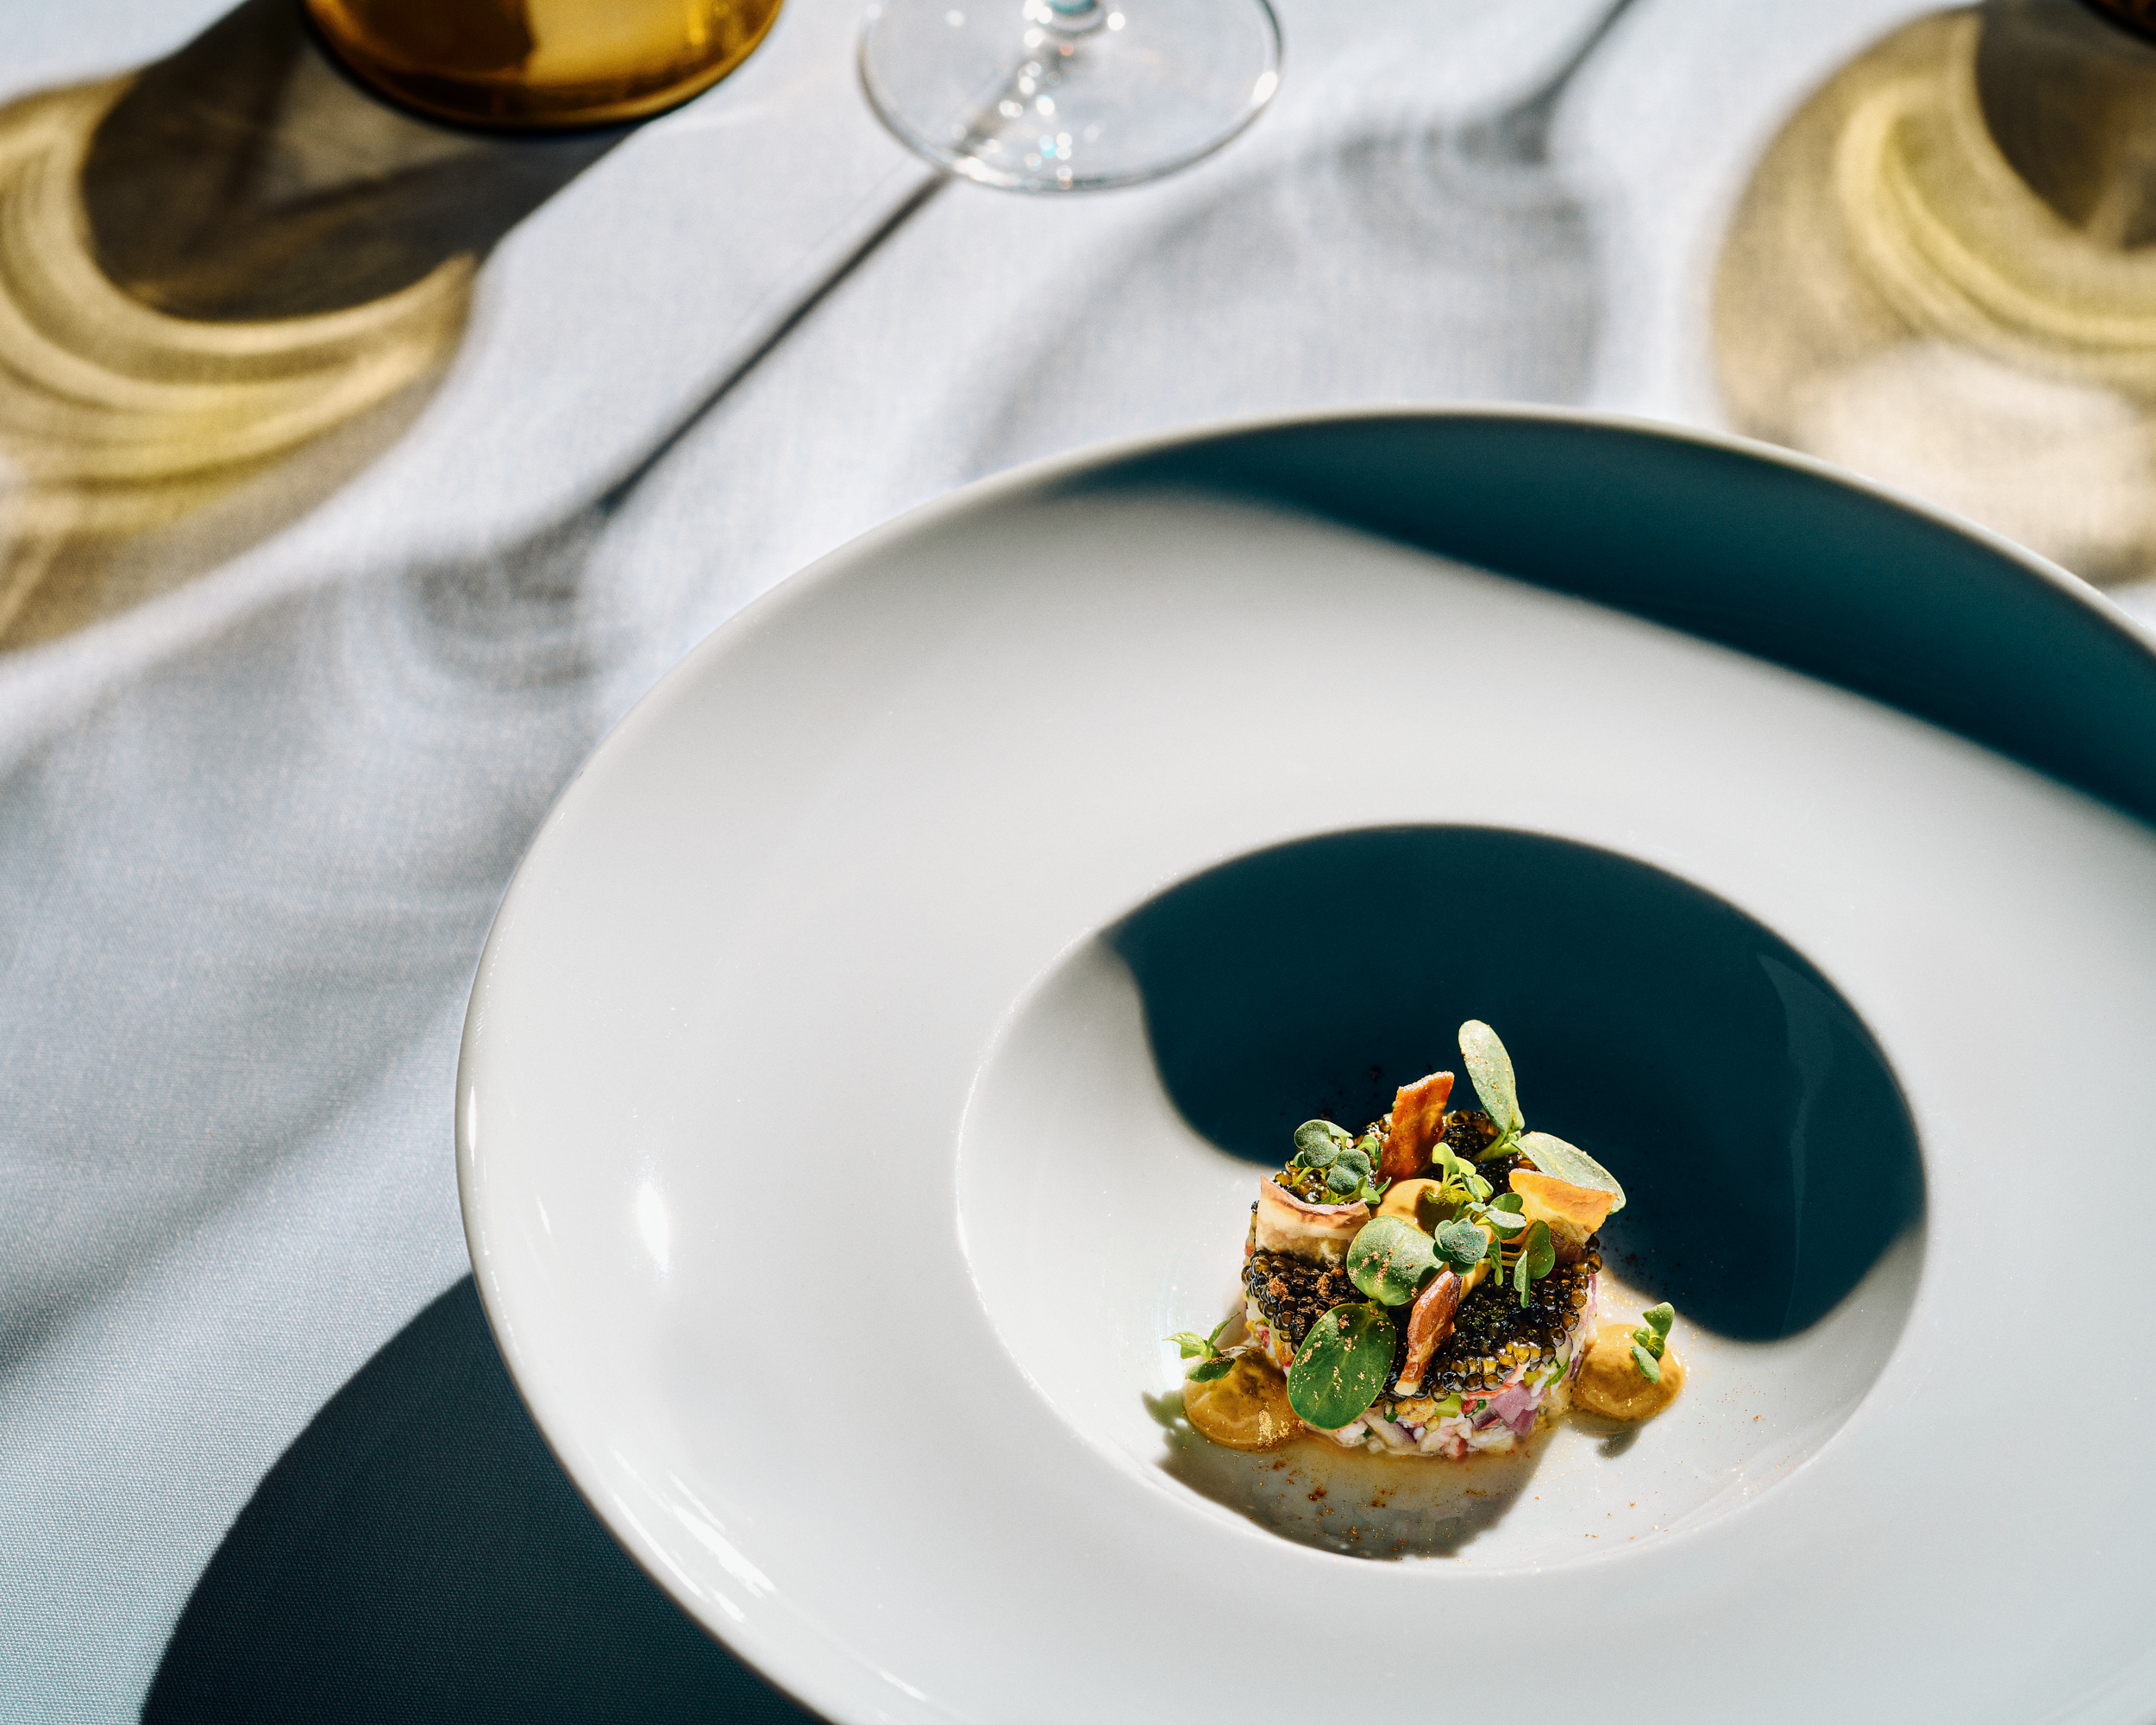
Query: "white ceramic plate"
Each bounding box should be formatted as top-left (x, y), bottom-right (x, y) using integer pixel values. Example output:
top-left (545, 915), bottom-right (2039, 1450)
top-left (460, 410), bottom-right (2156, 1725)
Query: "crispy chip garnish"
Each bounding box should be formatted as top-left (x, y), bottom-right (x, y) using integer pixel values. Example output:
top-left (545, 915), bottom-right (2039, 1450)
top-left (1380, 1070), bottom-right (1455, 1182)
top-left (1509, 1167), bottom-right (1618, 1255)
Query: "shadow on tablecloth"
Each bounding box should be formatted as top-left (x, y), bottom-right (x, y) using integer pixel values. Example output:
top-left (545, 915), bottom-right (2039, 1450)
top-left (142, 1277), bottom-right (820, 1725)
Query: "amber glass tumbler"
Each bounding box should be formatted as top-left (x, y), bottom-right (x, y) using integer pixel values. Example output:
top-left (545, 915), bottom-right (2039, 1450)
top-left (304, 0), bottom-right (784, 129)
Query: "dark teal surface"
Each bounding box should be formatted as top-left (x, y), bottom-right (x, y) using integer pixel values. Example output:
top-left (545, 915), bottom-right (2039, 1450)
top-left (1112, 826), bottom-right (1922, 1343)
top-left (1099, 411), bottom-right (2156, 833)
top-left (144, 1278), bottom-right (818, 1725)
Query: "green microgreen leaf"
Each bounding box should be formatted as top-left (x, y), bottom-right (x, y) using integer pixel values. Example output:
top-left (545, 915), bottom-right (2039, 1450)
top-left (1518, 1220), bottom-right (1554, 1306)
top-left (1285, 1303), bottom-right (1396, 1428)
top-left (1482, 1202), bottom-right (1526, 1242)
top-left (1169, 1320), bottom-right (1256, 1382)
top-left (1458, 1020), bottom-right (1524, 1136)
top-left (1464, 1167), bottom-right (1494, 1201)
top-left (1424, 1145), bottom-right (1480, 1220)
top-left (1629, 1303), bottom-right (1672, 1361)
top-left (1347, 1216), bottom-right (1438, 1306)
top-left (1492, 1192), bottom-right (1525, 1214)
top-left (1283, 1135), bottom-right (1382, 1208)
top-left (1631, 1341), bottom-right (1662, 1383)
top-left (1472, 1130), bottom-right (1520, 1164)
top-left (1517, 1130), bottom-right (1627, 1213)
top-left (1432, 1219), bottom-right (1489, 1273)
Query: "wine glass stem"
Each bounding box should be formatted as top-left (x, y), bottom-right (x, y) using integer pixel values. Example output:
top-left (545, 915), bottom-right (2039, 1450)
top-left (945, 5), bottom-right (1104, 172)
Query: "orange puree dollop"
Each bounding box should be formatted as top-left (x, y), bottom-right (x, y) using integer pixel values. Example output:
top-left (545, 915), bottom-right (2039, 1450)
top-left (1573, 1320), bottom-right (1687, 1421)
top-left (1182, 1355), bottom-right (1300, 1451)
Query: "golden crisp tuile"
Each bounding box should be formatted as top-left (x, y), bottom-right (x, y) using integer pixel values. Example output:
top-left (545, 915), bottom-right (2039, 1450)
top-left (1508, 1167), bottom-right (1618, 1261)
top-left (1380, 1070), bottom-right (1455, 1182)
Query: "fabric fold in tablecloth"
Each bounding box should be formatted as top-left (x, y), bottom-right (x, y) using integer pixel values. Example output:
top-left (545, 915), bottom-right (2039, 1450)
top-left (7, 0), bottom-right (2132, 1717)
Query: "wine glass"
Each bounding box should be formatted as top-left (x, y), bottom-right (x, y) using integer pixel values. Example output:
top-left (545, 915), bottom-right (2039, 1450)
top-left (861, 0), bottom-right (1282, 191)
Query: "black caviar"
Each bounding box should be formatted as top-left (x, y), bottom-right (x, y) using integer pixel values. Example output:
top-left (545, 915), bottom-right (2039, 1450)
top-left (1242, 1241), bottom-right (1601, 1396)
top-left (1416, 1253), bottom-right (1600, 1396)
top-left (1444, 1109), bottom-right (1501, 1162)
top-left (1243, 1249), bottom-right (1362, 1351)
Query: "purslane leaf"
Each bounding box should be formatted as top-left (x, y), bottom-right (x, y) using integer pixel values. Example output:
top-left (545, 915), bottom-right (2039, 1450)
top-left (1458, 1020), bottom-right (1524, 1135)
top-left (1187, 1357), bottom-right (1235, 1383)
top-left (1286, 1303), bottom-right (1396, 1428)
top-left (1347, 1216), bottom-right (1437, 1306)
top-left (1631, 1341), bottom-right (1662, 1383)
top-left (1517, 1130), bottom-right (1627, 1214)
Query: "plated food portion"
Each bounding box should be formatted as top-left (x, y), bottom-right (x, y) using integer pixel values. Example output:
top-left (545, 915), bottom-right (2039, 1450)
top-left (1172, 1022), bottom-right (1683, 1456)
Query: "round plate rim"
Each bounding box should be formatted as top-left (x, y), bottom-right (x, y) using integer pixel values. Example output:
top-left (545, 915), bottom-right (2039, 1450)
top-left (455, 402), bottom-right (2156, 1724)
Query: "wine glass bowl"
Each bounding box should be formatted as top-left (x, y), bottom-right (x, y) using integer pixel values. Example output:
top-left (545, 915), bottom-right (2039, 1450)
top-left (861, 0), bottom-right (1281, 191)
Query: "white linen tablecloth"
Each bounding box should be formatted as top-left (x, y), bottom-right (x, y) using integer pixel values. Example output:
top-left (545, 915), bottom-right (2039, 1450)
top-left (0, 0), bottom-right (2123, 1716)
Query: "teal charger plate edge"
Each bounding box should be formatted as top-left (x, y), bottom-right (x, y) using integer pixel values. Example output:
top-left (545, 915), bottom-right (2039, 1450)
top-left (451, 405), bottom-right (2156, 1725)
top-left (1084, 407), bottom-right (2156, 832)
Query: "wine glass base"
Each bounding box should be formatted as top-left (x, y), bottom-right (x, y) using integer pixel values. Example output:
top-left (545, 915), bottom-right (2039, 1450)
top-left (861, 0), bottom-right (1281, 191)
